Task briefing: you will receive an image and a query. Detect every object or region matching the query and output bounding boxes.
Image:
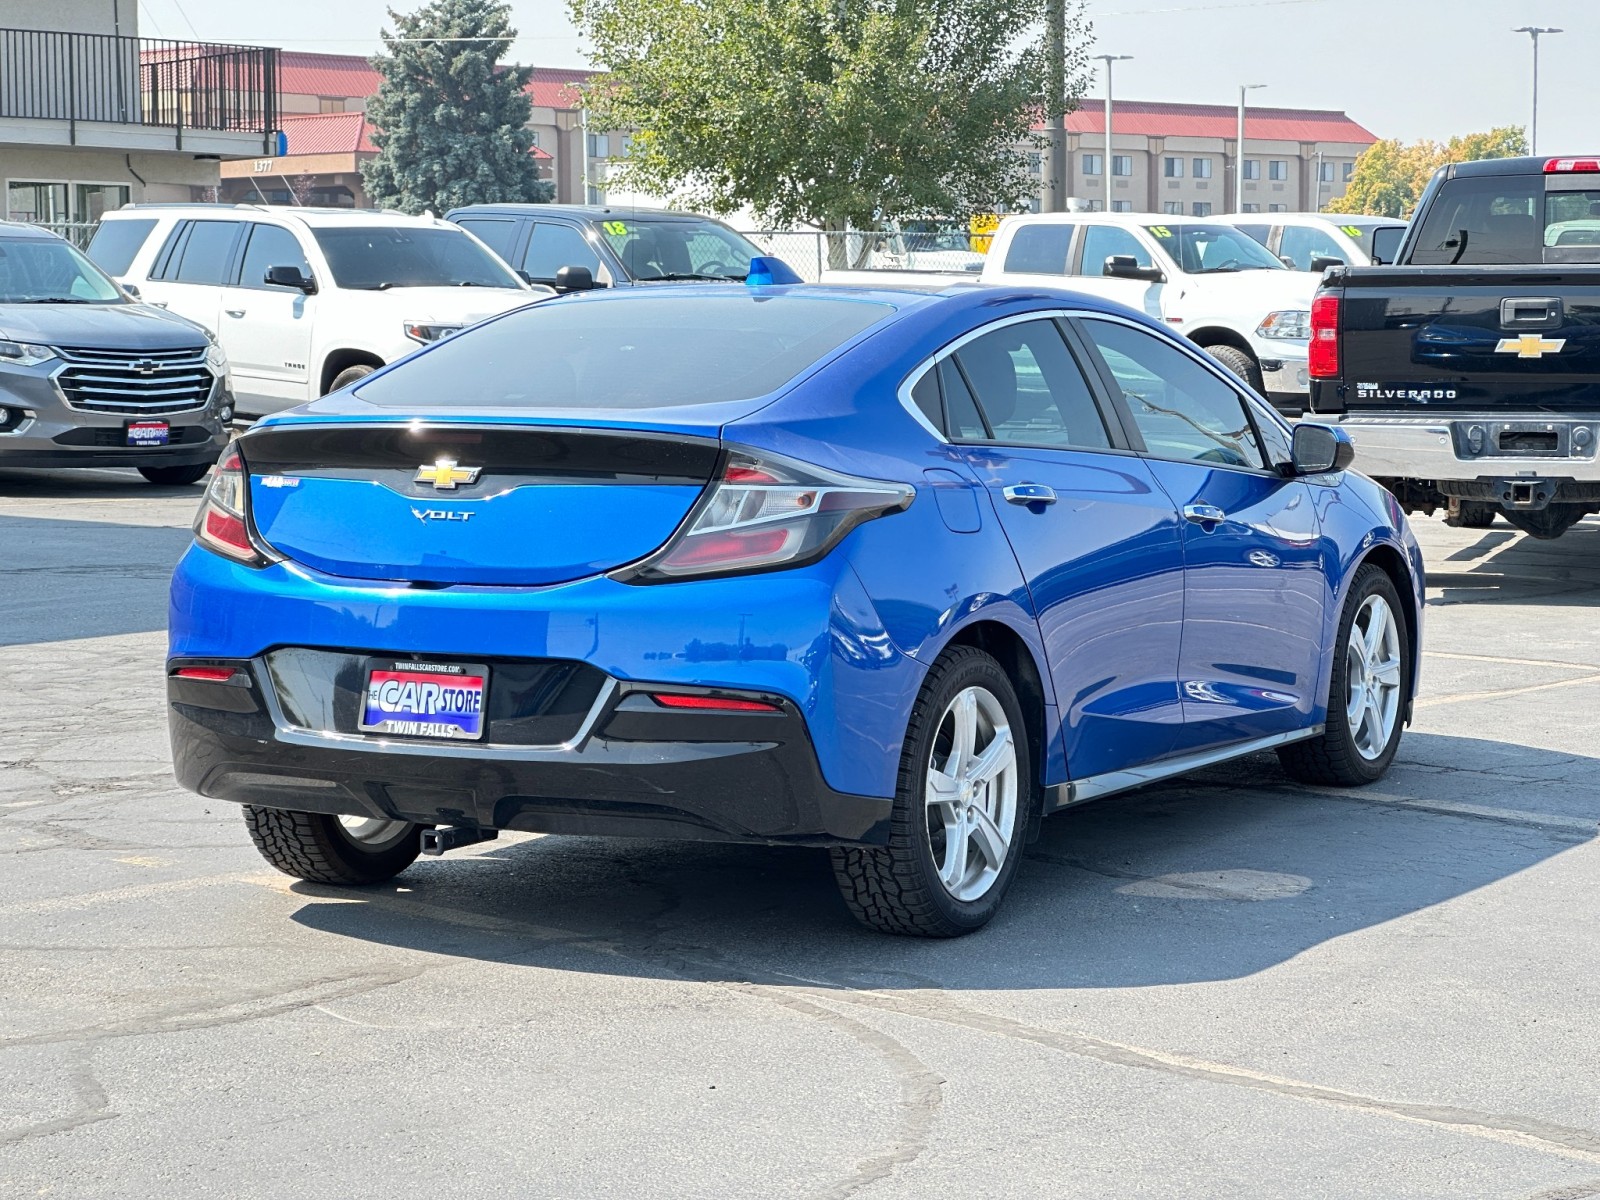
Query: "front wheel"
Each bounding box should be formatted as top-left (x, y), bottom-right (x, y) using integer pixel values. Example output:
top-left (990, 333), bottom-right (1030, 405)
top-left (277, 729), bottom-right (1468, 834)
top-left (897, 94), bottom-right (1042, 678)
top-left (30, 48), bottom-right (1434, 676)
top-left (831, 646), bottom-right (1031, 937)
top-left (243, 806), bottom-right (424, 885)
top-left (1205, 345), bottom-right (1265, 395)
top-left (328, 364), bottom-right (376, 394)
top-left (139, 463), bottom-right (213, 486)
top-left (1278, 564), bottom-right (1410, 786)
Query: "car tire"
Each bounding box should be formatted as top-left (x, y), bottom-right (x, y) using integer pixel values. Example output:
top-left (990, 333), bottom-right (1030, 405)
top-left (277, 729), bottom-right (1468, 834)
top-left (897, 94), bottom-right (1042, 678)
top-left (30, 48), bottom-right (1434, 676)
top-left (243, 806), bottom-right (424, 885)
top-left (138, 463), bottom-right (213, 486)
top-left (328, 364), bottom-right (376, 393)
top-left (830, 646), bottom-right (1032, 937)
top-left (1446, 500), bottom-right (1497, 529)
top-left (1206, 345), bottom-right (1265, 394)
top-left (1278, 563), bottom-right (1410, 787)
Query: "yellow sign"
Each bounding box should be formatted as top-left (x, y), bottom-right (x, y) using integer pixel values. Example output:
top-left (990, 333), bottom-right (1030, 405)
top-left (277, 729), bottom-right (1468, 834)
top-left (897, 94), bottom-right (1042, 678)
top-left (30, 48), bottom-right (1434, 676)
top-left (602, 220), bottom-right (629, 236)
top-left (1340, 225), bottom-right (1363, 237)
top-left (1495, 335), bottom-right (1566, 359)
top-left (968, 213), bottom-right (1000, 255)
top-left (414, 458), bottom-right (482, 490)
top-left (1148, 225), bottom-right (1174, 238)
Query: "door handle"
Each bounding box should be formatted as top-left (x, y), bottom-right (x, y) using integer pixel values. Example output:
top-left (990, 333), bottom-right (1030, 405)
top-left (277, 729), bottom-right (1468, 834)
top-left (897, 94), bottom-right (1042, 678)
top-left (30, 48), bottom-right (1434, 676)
top-left (225, 309), bottom-right (246, 318)
top-left (1003, 483), bottom-right (1057, 506)
top-left (1183, 503), bottom-right (1227, 527)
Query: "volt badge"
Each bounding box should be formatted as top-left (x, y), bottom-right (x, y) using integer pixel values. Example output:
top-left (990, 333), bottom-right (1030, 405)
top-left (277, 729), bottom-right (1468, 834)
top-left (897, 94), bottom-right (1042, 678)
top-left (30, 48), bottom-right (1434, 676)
top-left (1495, 335), bottom-right (1566, 359)
top-left (415, 457), bottom-right (481, 490)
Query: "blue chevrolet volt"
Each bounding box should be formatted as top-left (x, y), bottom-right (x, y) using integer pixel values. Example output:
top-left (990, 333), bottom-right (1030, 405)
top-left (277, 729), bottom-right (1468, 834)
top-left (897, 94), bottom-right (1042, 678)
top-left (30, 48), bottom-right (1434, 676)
top-left (167, 276), bottom-right (1423, 936)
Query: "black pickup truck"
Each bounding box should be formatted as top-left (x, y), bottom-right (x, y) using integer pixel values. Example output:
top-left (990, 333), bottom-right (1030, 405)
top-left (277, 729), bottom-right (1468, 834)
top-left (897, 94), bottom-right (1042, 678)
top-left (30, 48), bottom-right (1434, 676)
top-left (1308, 156), bottom-right (1600, 538)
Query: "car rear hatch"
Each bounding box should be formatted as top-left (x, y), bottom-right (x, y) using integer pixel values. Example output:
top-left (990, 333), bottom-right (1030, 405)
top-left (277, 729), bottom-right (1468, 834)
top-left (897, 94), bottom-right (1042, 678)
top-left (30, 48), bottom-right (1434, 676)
top-left (239, 419), bottom-right (722, 585)
top-left (1340, 268), bottom-right (1600, 414)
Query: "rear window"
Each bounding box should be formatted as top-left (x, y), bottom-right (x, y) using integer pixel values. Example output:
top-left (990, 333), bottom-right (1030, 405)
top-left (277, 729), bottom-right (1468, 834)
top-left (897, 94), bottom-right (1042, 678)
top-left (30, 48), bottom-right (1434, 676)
top-left (86, 218), bottom-right (156, 276)
top-left (355, 293), bottom-right (895, 409)
top-left (1411, 175), bottom-right (1600, 265)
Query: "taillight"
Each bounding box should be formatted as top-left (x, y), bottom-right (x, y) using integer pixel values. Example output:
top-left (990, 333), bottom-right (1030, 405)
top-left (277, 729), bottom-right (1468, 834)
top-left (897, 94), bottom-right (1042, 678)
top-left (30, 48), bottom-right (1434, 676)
top-left (173, 666), bottom-right (238, 682)
top-left (1309, 293), bottom-right (1341, 379)
top-left (616, 447), bottom-right (914, 583)
top-left (193, 449), bottom-right (272, 567)
top-left (1545, 158), bottom-right (1600, 173)
top-left (649, 693), bottom-right (782, 713)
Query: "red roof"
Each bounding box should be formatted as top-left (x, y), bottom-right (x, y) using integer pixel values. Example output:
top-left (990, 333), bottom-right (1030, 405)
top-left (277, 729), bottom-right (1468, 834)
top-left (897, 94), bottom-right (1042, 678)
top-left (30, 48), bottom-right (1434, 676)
top-left (526, 66), bottom-right (595, 111)
top-left (277, 51), bottom-right (383, 100)
top-left (1062, 100), bottom-right (1377, 145)
top-left (280, 111), bottom-right (379, 155)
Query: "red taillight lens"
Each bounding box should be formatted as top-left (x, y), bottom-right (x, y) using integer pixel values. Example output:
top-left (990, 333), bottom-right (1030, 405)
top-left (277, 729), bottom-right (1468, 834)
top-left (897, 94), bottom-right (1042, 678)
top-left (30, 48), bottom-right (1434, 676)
top-left (616, 447), bottom-right (914, 583)
top-left (173, 666), bottom-right (238, 682)
top-left (1309, 293), bottom-right (1341, 379)
top-left (193, 449), bottom-right (270, 567)
top-left (650, 693), bottom-right (781, 713)
top-left (1545, 158), bottom-right (1600, 173)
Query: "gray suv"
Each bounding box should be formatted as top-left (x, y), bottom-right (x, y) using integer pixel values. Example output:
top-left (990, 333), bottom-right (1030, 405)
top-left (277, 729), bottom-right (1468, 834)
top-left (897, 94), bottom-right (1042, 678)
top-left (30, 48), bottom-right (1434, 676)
top-left (0, 221), bottom-right (232, 485)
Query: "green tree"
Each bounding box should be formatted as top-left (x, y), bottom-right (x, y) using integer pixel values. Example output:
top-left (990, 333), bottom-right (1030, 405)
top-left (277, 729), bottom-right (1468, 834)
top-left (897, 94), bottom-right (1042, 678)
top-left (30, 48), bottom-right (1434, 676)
top-left (362, 0), bottom-right (554, 214)
top-left (572, 0), bottom-right (1089, 264)
top-left (1330, 126), bottom-right (1527, 217)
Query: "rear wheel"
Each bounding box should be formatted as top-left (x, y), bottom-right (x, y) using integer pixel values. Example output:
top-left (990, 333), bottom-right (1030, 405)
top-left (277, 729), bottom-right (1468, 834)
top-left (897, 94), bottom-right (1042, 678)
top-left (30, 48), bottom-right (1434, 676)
top-left (1205, 344), bottom-right (1265, 395)
top-left (328, 364), bottom-right (376, 394)
top-left (243, 806), bottom-right (423, 885)
top-left (831, 646), bottom-right (1031, 937)
top-left (1445, 499), bottom-right (1497, 529)
top-left (1278, 564), bottom-right (1409, 786)
top-left (139, 463), bottom-right (212, 486)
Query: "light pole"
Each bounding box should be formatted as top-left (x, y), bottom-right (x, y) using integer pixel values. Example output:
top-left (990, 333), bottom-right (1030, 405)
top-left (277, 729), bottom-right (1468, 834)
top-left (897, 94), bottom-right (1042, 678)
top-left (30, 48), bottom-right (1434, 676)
top-left (1093, 54), bottom-right (1132, 213)
top-left (1044, 0), bottom-right (1067, 211)
top-left (1513, 26), bottom-right (1562, 154)
top-left (1236, 83), bottom-right (1265, 213)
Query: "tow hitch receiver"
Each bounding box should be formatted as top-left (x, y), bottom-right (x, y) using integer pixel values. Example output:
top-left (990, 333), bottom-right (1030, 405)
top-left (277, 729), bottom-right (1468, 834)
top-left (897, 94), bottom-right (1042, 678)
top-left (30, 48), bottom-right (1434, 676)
top-left (1496, 478), bottom-right (1556, 510)
top-left (419, 825), bottom-right (500, 856)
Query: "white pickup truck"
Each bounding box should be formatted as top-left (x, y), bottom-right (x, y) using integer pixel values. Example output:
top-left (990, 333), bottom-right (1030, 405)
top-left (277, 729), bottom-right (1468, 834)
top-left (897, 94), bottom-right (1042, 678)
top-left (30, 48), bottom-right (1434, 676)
top-left (89, 206), bottom-right (547, 418)
top-left (825, 212), bottom-right (1318, 413)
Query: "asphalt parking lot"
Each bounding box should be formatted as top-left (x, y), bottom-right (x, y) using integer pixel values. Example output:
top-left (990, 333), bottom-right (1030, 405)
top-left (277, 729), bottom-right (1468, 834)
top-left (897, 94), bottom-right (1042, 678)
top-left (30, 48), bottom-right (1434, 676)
top-left (2, 466), bottom-right (1599, 1200)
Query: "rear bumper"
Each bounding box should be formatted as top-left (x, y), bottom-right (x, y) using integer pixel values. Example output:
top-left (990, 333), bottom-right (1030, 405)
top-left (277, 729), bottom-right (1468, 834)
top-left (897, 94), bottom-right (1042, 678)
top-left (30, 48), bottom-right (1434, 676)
top-left (1329, 414), bottom-right (1600, 485)
top-left (168, 659), bottom-right (893, 846)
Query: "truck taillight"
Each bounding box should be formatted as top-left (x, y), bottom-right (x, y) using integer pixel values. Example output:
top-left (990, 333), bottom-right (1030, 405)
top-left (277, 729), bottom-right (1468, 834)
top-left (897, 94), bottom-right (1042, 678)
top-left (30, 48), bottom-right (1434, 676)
top-left (1309, 293), bottom-right (1340, 379)
top-left (1545, 158), bottom-right (1600, 173)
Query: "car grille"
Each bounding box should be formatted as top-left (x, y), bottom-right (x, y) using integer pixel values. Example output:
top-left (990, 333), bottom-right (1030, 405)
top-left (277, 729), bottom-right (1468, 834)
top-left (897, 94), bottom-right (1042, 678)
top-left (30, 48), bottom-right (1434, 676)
top-left (53, 345), bottom-right (214, 415)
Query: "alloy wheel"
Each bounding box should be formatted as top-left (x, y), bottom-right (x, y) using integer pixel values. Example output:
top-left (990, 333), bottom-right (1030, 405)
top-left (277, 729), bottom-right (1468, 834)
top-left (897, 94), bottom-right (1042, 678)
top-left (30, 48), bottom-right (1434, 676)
top-left (1345, 593), bottom-right (1402, 760)
top-left (925, 686), bottom-right (1019, 902)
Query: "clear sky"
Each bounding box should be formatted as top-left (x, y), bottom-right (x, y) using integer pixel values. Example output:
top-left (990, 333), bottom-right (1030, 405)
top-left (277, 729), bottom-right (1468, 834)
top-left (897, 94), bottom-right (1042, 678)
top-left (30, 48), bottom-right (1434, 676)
top-left (139, 0), bottom-right (1598, 152)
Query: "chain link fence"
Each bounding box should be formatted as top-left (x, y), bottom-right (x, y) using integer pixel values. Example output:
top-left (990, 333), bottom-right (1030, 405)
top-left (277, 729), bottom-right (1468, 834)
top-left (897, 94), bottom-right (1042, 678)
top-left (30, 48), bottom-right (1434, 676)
top-left (746, 225), bottom-right (989, 281)
top-left (18, 221), bottom-right (98, 249)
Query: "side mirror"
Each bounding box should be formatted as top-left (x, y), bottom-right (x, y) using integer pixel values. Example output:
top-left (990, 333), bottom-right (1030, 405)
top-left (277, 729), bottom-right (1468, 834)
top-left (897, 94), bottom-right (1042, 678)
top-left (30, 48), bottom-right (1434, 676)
top-left (554, 265), bottom-right (597, 292)
top-left (121, 282), bottom-right (142, 300)
top-left (1291, 423), bottom-right (1355, 476)
top-left (1309, 254), bottom-right (1346, 273)
top-left (264, 265), bottom-right (315, 293)
top-left (1104, 254), bottom-right (1164, 283)
top-left (1369, 226), bottom-right (1405, 266)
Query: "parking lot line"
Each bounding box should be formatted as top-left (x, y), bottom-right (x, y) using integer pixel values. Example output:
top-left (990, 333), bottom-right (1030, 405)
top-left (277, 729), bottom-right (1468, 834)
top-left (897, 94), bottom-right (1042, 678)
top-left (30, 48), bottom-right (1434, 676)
top-left (1425, 650), bottom-right (1600, 672)
top-left (1415, 672), bottom-right (1600, 710)
top-left (1288, 785), bottom-right (1597, 835)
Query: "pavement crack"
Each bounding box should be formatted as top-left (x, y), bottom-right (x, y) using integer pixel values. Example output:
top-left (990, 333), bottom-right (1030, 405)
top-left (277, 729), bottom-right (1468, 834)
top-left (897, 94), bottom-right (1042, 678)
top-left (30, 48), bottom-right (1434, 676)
top-left (0, 1045), bottom-right (116, 1146)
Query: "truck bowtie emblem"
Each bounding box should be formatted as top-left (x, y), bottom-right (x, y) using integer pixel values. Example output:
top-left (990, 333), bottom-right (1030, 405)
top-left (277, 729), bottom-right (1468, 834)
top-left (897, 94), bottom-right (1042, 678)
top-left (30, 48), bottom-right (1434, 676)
top-left (1495, 335), bottom-right (1566, 359)
top-left (415, 458), bottom-right (481, 489)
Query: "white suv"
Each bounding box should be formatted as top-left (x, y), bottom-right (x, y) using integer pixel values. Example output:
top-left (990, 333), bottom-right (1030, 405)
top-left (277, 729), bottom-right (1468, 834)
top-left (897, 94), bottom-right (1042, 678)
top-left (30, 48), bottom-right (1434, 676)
top-left (88, 206), bottom-right (546, 417)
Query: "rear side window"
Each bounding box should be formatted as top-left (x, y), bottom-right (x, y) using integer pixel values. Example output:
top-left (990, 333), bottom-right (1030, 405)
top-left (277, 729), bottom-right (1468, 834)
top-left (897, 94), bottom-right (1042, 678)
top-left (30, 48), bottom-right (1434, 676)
top-left (1002, 225), bottom-right (1073, 275)
top-left (951, 319), bottom-right (1111, 450)
top-left (454, 217), bottom-right (521, 263)
top-left (156, 220), bottom-right (243, 285)
top-left (354, 293), bottom-right (895, 409)
top-left (85, 218), bottom-right (156, 276)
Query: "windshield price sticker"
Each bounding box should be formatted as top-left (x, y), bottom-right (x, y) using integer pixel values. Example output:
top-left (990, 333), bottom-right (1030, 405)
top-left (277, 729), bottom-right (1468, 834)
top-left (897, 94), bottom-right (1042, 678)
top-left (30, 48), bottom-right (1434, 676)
top-left (1147, 226), bottom-right (1174, 238)
top-left (602, 220), bottom-right (630, 236)
top-left (1341, 225), bottom-right (1364, 237)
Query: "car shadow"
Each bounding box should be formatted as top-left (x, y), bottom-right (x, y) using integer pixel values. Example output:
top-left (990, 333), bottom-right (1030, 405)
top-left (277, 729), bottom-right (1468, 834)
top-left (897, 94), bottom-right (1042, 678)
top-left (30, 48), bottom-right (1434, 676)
top-left (287, 730), bottom-right (1595, 992)
top-left (1423, 518), bottom-right (1600, 607)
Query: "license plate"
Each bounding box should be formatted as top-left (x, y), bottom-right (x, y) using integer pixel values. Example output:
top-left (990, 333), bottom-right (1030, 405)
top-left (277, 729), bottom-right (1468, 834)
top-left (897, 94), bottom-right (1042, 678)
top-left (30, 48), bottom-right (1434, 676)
top-left (127, 420), bottom-right (170, 447)
top-left (359, 662), bottom-right (488, 740)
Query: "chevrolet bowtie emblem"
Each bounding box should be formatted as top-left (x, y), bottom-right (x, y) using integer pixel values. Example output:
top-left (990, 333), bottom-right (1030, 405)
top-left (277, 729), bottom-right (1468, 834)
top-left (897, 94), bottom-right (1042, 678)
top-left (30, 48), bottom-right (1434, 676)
top-left (414, 458), bottom-right (481, 490)
top-left (1495, 334), bottom-right (1566, 359)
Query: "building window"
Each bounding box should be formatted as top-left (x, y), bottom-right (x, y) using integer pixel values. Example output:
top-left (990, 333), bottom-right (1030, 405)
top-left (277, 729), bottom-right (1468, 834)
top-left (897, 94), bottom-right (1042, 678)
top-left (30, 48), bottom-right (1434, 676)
top-left (1164, 157), bottom-right (1184, 178)
top-left (1192, 201), bottom-right (1212, 217)
top-left (1163, 201), bottom-right (1183, 215)
top-left (1193, 158), bottom-right (1213, 179)
top-left (1269, 203), bottom-right (1288, 212)
top-left (587, 133), bottom-right (610, 158)
top-left (318, 97), bottom-right (345, 114)
top-left (1242, 203), bottom-right (1261, 213)
top-left (6, 181), bottom-right (128, 228)
top-left (1342, 161), bottom-right (1355, 182)
top-left (1243, 159), bottom-right (1261, 181)
top-left (1027, 151), bottom-right (1042, 176)
top-left (1082, 154), bottom-right (1103, 176)
top-left (1111, 200), bottom-right (1133, 213)
top-left (1319, 161), bottom-right (1336, 183)
top-left (1111, 155), bottom-right (1133, 177)
top-left (1269, 160), bottom-right (1289, 181)
top-left (1083, 199), bottom-right (1104, 212)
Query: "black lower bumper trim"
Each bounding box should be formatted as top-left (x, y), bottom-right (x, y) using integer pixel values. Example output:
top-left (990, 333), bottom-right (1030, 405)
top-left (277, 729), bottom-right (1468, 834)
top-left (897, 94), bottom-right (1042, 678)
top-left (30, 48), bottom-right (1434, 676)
top-left (0, 443), bottom-right (226, 469)
top-left (168, 663), bottom-right (893, 847)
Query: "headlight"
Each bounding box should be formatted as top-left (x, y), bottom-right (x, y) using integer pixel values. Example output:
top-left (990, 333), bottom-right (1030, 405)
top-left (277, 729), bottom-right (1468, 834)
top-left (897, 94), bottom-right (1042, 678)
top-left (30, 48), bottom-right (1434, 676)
top-left (404, 322), bottom-right (463, 345)
top-left (206, 341), bottom-right (229, 372)
top-left (0, 340), bottom-right (57, 367)
top-left (1257, 311), bottom-right (1311, 340)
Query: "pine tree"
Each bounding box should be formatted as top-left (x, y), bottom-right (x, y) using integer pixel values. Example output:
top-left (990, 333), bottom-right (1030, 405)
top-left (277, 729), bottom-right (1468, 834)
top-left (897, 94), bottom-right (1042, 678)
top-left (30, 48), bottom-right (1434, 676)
top-left (362, 0), bottom-right (554, 214)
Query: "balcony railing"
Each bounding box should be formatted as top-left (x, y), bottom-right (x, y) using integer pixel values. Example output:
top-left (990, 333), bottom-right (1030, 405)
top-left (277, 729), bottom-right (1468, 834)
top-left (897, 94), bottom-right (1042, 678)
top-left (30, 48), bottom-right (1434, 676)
top-left (0, 27), bottom-right (277, 141)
